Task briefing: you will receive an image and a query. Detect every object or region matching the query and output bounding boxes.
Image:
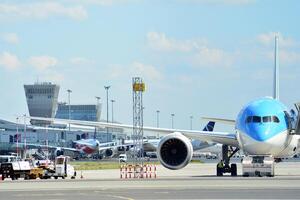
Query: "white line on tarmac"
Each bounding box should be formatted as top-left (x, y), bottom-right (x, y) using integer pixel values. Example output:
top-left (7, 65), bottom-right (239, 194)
top-left (106, 194), bottom-right (135, 200)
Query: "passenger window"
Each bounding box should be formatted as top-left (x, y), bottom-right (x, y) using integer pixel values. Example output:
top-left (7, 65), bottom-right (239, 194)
top-left (272, 116), bottom-right (280, 123)
top-left (246, 116), bottom-right (252, 123)
top-left (252, 116), bottom-right (261, 123)
top-left (263, 116), bottom-right (272, 123)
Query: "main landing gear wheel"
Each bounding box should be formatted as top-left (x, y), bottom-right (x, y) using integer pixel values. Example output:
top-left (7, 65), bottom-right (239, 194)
top-left (231, 163), bottom-right (237, 176)
top-left (216, 145), bottom-right (239, 176)
top-left (216, 165), bottom-right (223, 176)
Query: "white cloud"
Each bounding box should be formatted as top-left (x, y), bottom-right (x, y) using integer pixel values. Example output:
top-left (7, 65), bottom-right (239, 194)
top-left (0, 51), bottom-right (21, 70)
top-left (70, 57), bottom-right (94, 65)
top-left (146, 32), bottom-right (207, 52)
top-left (108, 61), bottom-right (163, 81)
top-left (147, 32), bottom-right (235, 68)
top-left (28, 55), bottom-right (58, 70)
top-left (180, 0), bottom-right (255, 5)
top-left (0, 2), bottom-right (87, 21)
top-left (257, 32), bottom-right (296, 47)
top-left (2, 33), bottom-right (19, 44)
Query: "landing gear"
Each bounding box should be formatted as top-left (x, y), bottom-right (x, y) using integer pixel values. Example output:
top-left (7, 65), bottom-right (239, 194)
top-left (216, 145), bottom-right (239, 176)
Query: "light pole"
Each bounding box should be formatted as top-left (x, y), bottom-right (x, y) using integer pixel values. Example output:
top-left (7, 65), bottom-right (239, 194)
top-left (111, 99), bottom-right (115, 123)
top-left (23, 114), bottom-right (27, 159)
top-left (190, 116), bottom-right (193, 130)
top-left (171, 113), bottom-right (175, 129)
top-left (156, 110), bottom-right (160, 138)
top-left (95, 96), bottom-right (101, 105)
top-left (67, 89), bottom-right (72, 132)
top-left (16, 117), bottom-right (19, 158)
top-left (156, 110), bottom-right (160, 128)
top-left (104, 86), bottom-right (111, 142)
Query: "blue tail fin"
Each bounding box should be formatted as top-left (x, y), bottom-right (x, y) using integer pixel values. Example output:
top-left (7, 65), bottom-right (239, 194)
top-left (202, 121), bottom-right (215, 132)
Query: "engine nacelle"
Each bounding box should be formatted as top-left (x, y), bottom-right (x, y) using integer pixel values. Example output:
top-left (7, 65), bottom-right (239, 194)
top-left (105, 149), bottom-right (114, 157)
top-left (55, 148), bottom-right (64, 157)
top-left (157, 132), bottom-right (193, 170)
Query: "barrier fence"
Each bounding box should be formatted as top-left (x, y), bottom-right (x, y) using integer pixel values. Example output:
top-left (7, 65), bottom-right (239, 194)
top-left (120, 164), bottom-right (157, 179)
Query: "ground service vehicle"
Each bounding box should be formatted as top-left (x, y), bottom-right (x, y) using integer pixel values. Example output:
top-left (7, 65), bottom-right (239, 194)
top-left (242, 156), bottom-right (274, 177)
top-left (53, 156), bottom-right (76, 179)
top-left (0, 161), bottom-right (31, 180)
top-left (119, 154), bottom-right (127, 163)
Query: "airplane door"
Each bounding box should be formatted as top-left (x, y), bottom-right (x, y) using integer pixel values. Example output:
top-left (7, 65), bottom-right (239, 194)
top-left (294, 103), bottom-right (300, 134)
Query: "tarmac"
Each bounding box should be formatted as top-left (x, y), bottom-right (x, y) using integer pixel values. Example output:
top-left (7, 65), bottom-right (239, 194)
top-left (1, 162), bottom-right (300, 199)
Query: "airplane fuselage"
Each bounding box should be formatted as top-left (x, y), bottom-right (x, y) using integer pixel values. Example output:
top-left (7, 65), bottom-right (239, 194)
top-left (236, 97), bottom-right (300, 157)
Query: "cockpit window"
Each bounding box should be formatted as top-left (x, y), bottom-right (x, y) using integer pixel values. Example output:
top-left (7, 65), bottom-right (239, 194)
top-left (246, 116), bottom-right (252, 123)
top-left (272, 116), bottom-right (280, 123)
top-left (246, 115), bottom-right (280, 123)
top-left (263, 116), bottom-right (272, 123)
top-left (252, 116), bottom-right (261, 123)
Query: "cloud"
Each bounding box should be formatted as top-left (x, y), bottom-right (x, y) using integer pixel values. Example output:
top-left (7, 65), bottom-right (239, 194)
top-left (0, 51), bottom-right (21, 70)
top-left (257, 32), bottom-right (296, 47)
top-left (146, 32), bottom-right (207, 52)
top-left (180, 0), bottom-right (255, 5)
top-left (1, 33), bottom-right (19, 44)
top-left (28, 55), bottom-right (58, 70)
top-left (108, 61), bottom-right (163, 81)
top-left (0, 2), bottom-right (87, 21)
top-left (70, 57), bottom-right (94, 65)
top-left (147, 32), bottom-right (235, 68)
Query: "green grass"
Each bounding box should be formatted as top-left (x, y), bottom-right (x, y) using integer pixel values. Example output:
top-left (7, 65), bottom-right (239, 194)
top-left (71, 161), bottom-right (121, 170)
top-left (190, 159), bottom-right (204, 164)
top-left (71, 160), bottom-right (203, 170)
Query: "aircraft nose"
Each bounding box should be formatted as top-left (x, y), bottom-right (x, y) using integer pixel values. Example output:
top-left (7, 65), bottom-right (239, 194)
top-left (246, 123), bottom-right (273, 142)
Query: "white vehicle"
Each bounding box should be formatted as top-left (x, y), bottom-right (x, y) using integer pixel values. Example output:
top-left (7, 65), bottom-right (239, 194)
top-left (27, 36), bottom-right (300, 177)
top-left (0, 160), bottom-right (31, 180)
top-left (0, 155), bottom-right (18, 165)
top-left (53, 156), bottom-right (76, 179)
top-left (119, 154), bottom-right (127, 163)
top-left (242, 156), bottom-right (274, 177)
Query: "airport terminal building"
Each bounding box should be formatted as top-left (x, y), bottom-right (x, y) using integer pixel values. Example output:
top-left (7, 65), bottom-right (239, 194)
top-left (0, 82), bottom-right (125, 154)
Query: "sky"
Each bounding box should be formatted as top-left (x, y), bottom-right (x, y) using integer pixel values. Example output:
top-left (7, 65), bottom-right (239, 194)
top-left (0, 0), bottom-right (299, 132)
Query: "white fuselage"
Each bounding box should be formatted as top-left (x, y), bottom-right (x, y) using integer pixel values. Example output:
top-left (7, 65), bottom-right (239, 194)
top-left (237, 129), bottom-right (300, 157)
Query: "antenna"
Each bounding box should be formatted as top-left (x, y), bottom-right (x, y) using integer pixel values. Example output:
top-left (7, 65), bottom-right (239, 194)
top-left (273, 34), bottom-right (279, 100)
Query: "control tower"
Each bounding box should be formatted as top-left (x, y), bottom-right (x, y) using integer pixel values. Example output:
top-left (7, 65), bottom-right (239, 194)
top-left (24, 82), bottom-right (60, 126)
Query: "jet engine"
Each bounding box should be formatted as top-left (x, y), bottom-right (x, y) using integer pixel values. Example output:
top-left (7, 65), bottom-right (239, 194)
top-left (157, 132), bottom-right (193, 170)
top-left (104, 149), bottom-right (114, 157)
top-left (55, 148), bottom-right (64, 157)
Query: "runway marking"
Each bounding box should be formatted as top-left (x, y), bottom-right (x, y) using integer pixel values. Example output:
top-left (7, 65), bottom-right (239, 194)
top-left (106, 194), bottom-right (135, 200)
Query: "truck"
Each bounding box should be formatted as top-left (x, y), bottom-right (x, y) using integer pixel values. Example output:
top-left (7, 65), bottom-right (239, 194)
top-left (242, 155), bottom-right (274, 177)
top-left (0, 161), bottom-right (31, 180)
top-left (53, 156), bottom-right (76, 179)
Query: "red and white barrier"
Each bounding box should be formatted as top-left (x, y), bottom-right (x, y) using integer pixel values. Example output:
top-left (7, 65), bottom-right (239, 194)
top-left (120, 164), bottom-right (157, 179)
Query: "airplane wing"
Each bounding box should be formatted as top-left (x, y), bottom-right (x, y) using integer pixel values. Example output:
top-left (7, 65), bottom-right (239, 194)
top-left (201, 117), bottom-right (235, 125)
top-left (12, 143), bottom-right (79, 152)
top-left (26, 116), bottom-right (238, 147)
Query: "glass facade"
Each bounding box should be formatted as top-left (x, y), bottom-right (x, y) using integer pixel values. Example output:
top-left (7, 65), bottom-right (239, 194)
top-left (55, 103), bottom-right (101, 121)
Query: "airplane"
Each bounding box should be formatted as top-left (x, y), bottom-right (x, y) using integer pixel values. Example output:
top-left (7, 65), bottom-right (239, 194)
top-left (17, 121), bottom-right (216, 159)
top-left (13, 139), bottom-right (120, 158)
top-left (26, 35), bottom-right (300, 176)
